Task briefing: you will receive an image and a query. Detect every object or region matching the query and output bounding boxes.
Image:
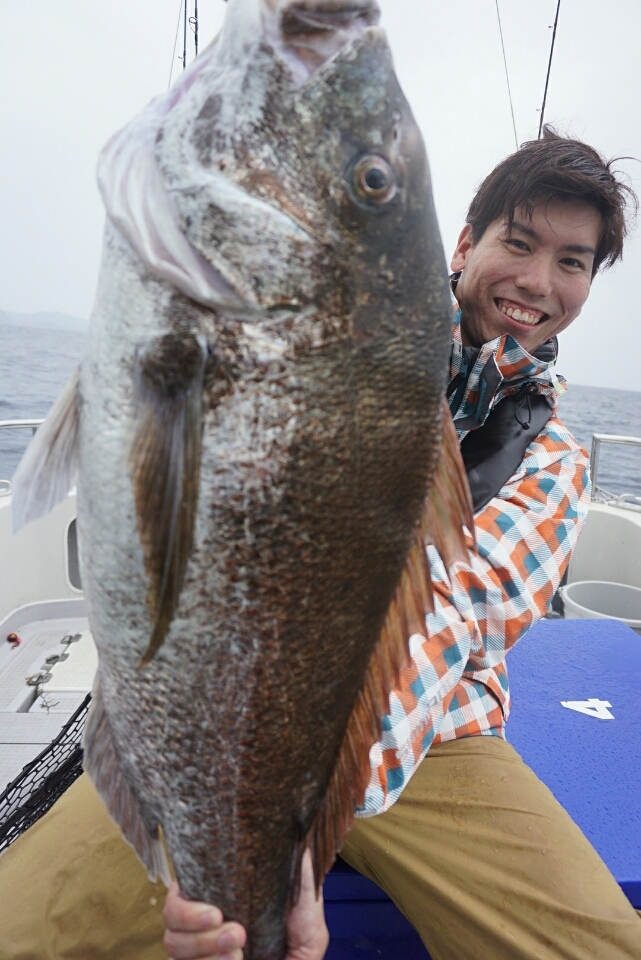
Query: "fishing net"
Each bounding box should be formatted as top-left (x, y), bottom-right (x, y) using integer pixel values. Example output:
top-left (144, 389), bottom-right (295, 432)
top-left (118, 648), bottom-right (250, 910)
top-left (0, 693), bottom-right (91, 854)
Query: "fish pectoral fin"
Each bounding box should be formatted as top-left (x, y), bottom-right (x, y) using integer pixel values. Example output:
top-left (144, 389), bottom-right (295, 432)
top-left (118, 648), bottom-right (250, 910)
top-left (11, 368), bottom-right (80, 534)
top-left (303, 403), bottom-right (474, 893)
top-left (423, 399), bottom-right (476, 568)
top-left (83, 677), bottom-right (173, 887)
top-left (130, 332), bottom-right (208, 666)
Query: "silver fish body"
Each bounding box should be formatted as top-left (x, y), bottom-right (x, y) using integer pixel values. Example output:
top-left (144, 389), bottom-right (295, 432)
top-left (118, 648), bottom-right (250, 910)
top-left (13, 3), bottom-right (467, 958)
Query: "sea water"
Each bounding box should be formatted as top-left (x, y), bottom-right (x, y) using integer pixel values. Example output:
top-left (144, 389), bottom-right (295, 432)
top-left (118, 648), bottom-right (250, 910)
top-left (0, 322), bottom-right (640, 495)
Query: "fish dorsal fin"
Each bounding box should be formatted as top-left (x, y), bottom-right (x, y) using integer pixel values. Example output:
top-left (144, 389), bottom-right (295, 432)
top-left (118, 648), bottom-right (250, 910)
top-left (130, 332), bottom-right (208, 666)
top-left (83, 676), bottom-right (172, 886)
top-left (303, 401), bottom-right (474, 892)
top-left (11, 368), bottom-right (80, 534)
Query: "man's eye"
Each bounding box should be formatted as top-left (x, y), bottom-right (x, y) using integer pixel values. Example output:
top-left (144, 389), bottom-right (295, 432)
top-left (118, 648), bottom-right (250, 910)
top-left (561, 257), bottom-right (585, 270)
top-left (505, 238), bottom-right (529, 251)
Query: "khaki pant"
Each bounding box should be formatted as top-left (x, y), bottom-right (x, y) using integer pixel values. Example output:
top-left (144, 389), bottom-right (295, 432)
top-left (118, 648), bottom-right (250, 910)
top-left (0, 774), bottom-right (167, 960)
top-left (1, 738), bottom-right (640, 959)
top-left (341, 737), bottom-right (641, 960)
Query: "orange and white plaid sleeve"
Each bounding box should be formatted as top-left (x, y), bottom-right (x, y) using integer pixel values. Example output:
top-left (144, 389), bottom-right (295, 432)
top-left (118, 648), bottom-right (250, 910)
top-left (357, 416), bottom-right (591, 817)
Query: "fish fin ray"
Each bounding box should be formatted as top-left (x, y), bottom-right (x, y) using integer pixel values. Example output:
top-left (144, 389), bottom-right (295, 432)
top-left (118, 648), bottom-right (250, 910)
top-left (302, 404), bottom-right (474, 892)
top-left (424, 400), bottom-right (476, 567)
top-left (82, 677), bottom-right (172, 886)
top-left (303, 568), bottom-right (421, 892)
top-left (130, 333), bottom-right (207, 665)
top-left (11, 368), bottom-right (80, 533)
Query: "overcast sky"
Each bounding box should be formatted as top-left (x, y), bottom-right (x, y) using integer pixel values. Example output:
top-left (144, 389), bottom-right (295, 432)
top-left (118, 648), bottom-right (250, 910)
top-left (1, 0), bottom-right (640, 391)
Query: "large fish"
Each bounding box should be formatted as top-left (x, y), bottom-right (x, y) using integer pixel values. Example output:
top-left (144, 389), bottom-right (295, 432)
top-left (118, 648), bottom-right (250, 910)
top-left (12, 1), bottom-right (472, 957)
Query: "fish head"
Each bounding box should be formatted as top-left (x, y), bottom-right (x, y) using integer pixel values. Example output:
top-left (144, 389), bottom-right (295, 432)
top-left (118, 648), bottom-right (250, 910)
top-left (140, 0), bottom-right (449, 341)
top-left (282, 2), bottom-right (441, 341)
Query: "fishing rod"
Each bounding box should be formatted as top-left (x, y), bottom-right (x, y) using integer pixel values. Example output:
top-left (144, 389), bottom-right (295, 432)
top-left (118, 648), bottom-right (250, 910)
top-left (182, 0), bottom-right (188, 70)
top-left (494, 0), bottom-right (564, 148)
top-left (169, 0), bottom-right (200, 88)
top-left (538, 0), bottom-right (562, 137)
top-left (494, 0), bottom-right (518, 151)
top-left (191, 0), bottom-right (199, 58)
top-left (182, 0), bottom-right (199, 68)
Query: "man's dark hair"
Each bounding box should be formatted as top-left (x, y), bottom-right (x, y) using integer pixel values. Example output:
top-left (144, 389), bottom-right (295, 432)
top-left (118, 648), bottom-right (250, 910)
top-left (466, 126), bottom-right (637, 275)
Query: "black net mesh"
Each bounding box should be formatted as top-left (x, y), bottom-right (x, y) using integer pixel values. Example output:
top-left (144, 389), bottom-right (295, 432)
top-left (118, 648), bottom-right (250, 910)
top-left (0, 693), bottom-right (92, 854)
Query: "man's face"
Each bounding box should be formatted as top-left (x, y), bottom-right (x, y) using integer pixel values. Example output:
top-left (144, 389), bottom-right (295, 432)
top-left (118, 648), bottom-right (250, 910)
top-left (450, 200), bottom-right (602, 354)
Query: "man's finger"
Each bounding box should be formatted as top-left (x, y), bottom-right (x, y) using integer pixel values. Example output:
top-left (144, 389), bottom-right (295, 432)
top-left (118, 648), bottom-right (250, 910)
top-left (167, 955), bottom-right (242, 960)
top-left (299, 848), bottom-right (321, 901)
top-left (164, 924), bottom-right (245, 960)
top-left (284, 849), bottom-right (330, 960)
top-left (167, 954), bottom-right (243, 960)
top-left (164, 880), bottom-right (224, 932)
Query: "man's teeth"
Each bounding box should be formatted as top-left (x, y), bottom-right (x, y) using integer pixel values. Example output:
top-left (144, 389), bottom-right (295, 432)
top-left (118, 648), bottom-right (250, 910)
top-left (498, 301), bottom-right (542, 326)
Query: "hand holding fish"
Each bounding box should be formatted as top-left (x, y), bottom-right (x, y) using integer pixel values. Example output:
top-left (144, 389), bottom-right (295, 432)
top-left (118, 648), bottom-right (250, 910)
top-left (164, 884), bottom-right (246, 960)
top-left (164, 851), bottom-right (329, 960)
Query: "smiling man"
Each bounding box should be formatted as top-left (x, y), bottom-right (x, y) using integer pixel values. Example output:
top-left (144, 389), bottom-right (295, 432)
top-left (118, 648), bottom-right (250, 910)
top-left (452, 199), bottom-right (600, 353)
top-left (162, 129), bottom-right (641, 960)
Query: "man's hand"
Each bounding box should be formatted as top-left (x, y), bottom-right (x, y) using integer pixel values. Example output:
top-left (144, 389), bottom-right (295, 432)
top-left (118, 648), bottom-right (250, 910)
top-left (163, 850), bottom-right (329, 960)
top-left (163, 884), bottom-right (246, 960)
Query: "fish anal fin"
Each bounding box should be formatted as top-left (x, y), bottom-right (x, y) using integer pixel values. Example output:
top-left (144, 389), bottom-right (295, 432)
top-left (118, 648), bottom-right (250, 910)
top-left (424, 400), bottom-right (476, 567)
top-left (11, 368), bottom-right (80, 534)
top-left (82, 677), bottom-right (172, 886)
top-left (130, 332), bottom-right (208, 666)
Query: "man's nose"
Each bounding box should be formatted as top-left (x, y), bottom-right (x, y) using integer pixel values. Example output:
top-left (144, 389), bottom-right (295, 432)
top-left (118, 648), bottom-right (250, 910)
top-left (515, 255), bottom-right (554, 298)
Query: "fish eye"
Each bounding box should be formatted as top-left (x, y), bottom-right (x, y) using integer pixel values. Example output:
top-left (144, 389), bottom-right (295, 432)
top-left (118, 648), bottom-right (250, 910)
top-left (351, 156), bottom-right (397, 206)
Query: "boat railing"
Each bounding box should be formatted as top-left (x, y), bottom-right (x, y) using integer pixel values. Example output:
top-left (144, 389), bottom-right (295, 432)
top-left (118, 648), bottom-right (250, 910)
top-left (0, 419), bottom-right (44, 490)
top-left (590, 433), bottom-right (641, 510)
top-left (3, 423), bottom-right (641, 507)
top-left (0, 419), bottom-right (44, 433)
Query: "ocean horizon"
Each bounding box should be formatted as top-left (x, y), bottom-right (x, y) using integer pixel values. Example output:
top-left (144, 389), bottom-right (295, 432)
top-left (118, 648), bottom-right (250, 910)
top-left (1, 321), bottom-right (640, 496)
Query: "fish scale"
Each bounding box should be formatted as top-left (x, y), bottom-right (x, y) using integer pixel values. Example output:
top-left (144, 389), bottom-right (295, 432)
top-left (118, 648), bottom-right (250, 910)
top-left (11, 3), bottom-right (474, 958)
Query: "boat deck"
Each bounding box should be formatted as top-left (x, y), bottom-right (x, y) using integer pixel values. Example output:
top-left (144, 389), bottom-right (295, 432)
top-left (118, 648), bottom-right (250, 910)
top-left (0, 615), bottom-right (92, 790)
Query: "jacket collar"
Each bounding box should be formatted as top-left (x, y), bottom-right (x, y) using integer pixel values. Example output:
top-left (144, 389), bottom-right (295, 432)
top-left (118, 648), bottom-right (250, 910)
top-left (449, 308), bottom-right (566, 433)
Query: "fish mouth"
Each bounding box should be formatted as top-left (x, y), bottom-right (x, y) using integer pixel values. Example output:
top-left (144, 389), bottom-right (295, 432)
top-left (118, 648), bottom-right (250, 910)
top-left (280, 0), bottom-right (380, 35)
top-left (262, 0), bottom-right (384, 87)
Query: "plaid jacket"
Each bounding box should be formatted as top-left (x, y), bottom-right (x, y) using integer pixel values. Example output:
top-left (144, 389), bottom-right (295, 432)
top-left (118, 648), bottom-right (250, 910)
top-left (356, 314), bottom-right (591, 817)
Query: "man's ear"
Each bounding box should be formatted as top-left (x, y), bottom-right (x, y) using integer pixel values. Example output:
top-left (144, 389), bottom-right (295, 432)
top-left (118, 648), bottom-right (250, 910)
top-left (450, 224), bottom-right (474, 272)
